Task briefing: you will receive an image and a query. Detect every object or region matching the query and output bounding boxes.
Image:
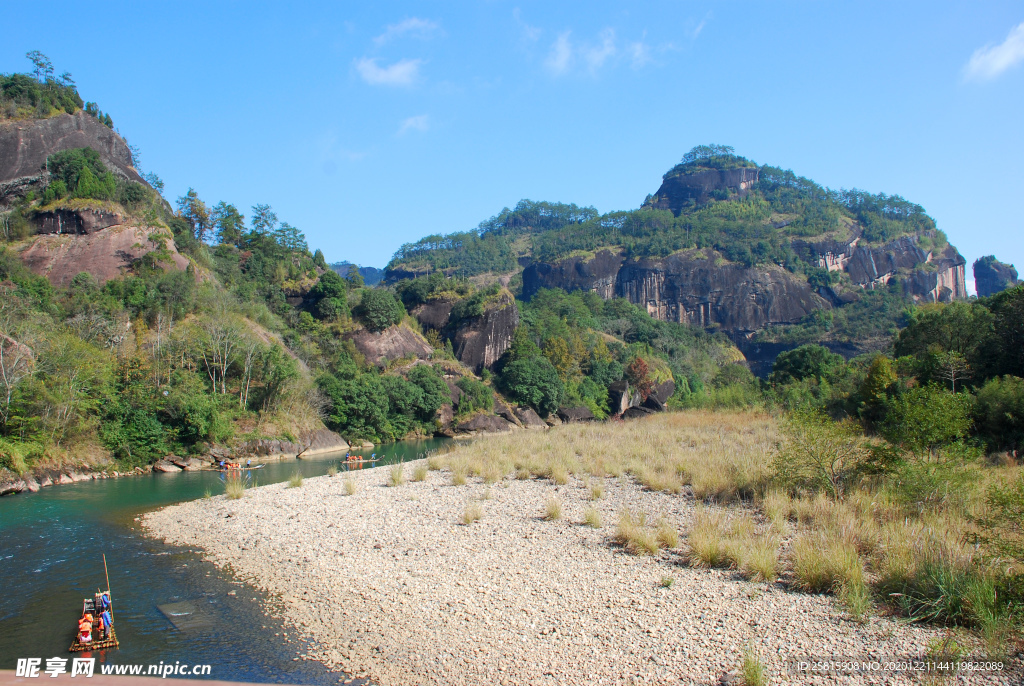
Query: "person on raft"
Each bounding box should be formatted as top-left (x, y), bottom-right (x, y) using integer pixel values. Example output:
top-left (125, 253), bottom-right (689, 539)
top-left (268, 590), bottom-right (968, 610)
top-left (78, 613), bottom-right (93, 643)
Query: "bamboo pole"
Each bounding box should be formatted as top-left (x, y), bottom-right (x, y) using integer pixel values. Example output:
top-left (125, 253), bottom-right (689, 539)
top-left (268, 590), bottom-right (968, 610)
top-left (102, 554), bottom-right (114, 623)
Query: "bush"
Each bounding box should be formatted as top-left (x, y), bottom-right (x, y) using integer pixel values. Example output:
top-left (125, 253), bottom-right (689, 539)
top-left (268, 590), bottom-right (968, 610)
top-left (974, 375), bottom-right (1024, 452)
top-left (359, 288), bottom-right (404, 332)
top-left (499, 356), bottom-right (563, 417)
top-left (880, 385), bottom-right (974, 458)
top-left (774, 409), bottom-right (870, 498)
top-left (769, 344), bottom-right (845, 385)
top-left (455, 376), bottom-right (493, 415)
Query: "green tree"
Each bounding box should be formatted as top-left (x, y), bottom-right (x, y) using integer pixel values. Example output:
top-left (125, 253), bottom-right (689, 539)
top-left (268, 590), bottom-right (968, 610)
top-left (974, 375), bottom-right (1024, 452)
top-left (359, 289), bottom-right (404, 332)
top-left (211, 202), bottom-right (245, 245)
top-left (770, 344), bottom-right (845, 385)
top-left (176, 188), bottom-right (211, 242)
top-left (500, 357), bottom-right (563, 417)
top-left (880, 385), bottom-right (974, 459)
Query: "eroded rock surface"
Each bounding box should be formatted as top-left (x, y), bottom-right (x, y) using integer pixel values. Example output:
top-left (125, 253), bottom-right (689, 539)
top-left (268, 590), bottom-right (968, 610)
top-left (974, 256), bottom-right (1020, 297)
top-left (349, 324), bottom-right (433, 368)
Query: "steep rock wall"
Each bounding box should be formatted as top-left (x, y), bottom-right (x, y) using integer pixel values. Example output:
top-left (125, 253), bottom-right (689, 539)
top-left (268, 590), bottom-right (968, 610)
top-left (452, 291), bottom-right (519, 372)
top-left (523, 250), bottom-right (828, 335)
top-left (648, 168), bottom-right (759, 215)
top-left (974, 257), bottom-right (1020, 297)
top-left (0, 112), bottom-right (146, 207)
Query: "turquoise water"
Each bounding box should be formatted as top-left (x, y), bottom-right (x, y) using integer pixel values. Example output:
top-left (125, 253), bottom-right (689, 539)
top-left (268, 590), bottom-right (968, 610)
top-left (0, 439), bottom-right (449, 682)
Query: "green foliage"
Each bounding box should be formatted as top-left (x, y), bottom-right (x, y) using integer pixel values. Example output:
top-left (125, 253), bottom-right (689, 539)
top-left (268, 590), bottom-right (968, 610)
top-left (775, 409), bottom-right (871, 498)
top-left (0, 69), bottom-right (83, 118)
top-left (981, 474), bottom-right (1024, 565)
top-left (974, 376), bottom-right (1024, 452)
top-left (662, 144), bottom-right (755, 179)
top-left (359, 288), bottom-right (405, 332)
top-left (308, 270), bottom-right (349, 321)
top-left (44, 148), bottom-right (116, 201)
top-left (769, 344), bottom-right (845, 385)
top-left (500, 357), bottom-right (563, 417)
top-left (455, 376), bottom-right (493, 415)
top-left (880, 385), bottom-right (974, 458)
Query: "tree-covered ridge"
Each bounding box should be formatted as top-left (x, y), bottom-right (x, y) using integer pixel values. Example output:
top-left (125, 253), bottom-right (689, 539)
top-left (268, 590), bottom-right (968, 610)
top-left (0, 52), bottom-right (114, 127)
top-left (384, 146), bottom-right (939, 280)
top-left (661, 144), bottom-right (758, 179)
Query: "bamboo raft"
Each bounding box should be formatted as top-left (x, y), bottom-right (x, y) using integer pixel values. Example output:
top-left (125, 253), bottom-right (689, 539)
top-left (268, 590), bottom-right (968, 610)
top-left (70, 626), bottom-right (118, 652)
top-left (69, 555), bottom-right (119, 653)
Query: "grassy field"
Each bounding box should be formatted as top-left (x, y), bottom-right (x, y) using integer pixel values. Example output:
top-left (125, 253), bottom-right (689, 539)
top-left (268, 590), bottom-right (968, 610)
top-left (427, 410), bottom-right (1024, 658)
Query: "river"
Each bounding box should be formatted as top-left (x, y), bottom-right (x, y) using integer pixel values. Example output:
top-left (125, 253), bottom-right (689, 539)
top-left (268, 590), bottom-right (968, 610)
top-left (0, 439), bottom-right (450, 682)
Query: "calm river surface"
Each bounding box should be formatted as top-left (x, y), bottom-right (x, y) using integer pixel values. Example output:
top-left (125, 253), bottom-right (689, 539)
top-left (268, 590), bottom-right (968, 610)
top-left (0, 439), bottom-right (449, 682)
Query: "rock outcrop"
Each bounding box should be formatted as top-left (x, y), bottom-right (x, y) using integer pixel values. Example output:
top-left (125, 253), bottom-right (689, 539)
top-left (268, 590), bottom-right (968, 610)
top-left (18, 222), bottom-right (189, 286)
top-left (240, 428), bottom-right (349, 461)
top-left (454, 413), bottom-right (518, 436)
top-left (0, 112), bottom-right (145, 208)
top-left (974, 256), bottom-right (1020, 297)
top-left (349, 324), bottom-right (434, 368)
top-left (451, 291), bottom-right (519, 373)
top-left (411, 290), bottom-right (519, 372)
top-left (648, 167), bottom-right (759, 214)
top-left (523, 249), bottom-right (828, 335)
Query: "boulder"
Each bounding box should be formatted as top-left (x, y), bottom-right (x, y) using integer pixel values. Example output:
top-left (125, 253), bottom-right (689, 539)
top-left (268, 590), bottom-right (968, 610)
top-left (152, 460), bottom-right (182, 473)
top-left (455, 414), bottom-right (517, 436)
top-left (171, 456), bottom-right (205, 471)
top-left (609, 380), bottom-right (630, 415)
top-left (349, 324), bottom-right (433, 368)
top-left (641, 394), bottom-right (665, 412)
top-left (24, 475), bottom-right (40, 492)
top-left (622, 406), bottom-right (653, 420)
top-left (0, 478), bottom-right (26, 496)
top-left (58, 473), bottom-right (75, 484)
top-left (557, 406), bottom-right (596, 423)
top-left (650, 380), bottom-right (675, 406)
top-left (513, 405), bottom-right (547, 429)
top-left (296, 428), bottom-right (349, 457)
top-left (493, 399), bottom-right (524, 428)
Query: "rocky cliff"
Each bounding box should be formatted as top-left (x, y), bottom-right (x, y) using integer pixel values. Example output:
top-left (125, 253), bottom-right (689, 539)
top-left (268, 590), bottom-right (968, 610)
top-left (647, 167), bottom-right (759, 214)
top-left (523, 249), bottom-right (828, 335)
top-left (0, 112), bottom-right (145, 208)
top-left (411, 290), bottom-right (519, 372)
top-left (974, 256), bottom-right (1019, 297)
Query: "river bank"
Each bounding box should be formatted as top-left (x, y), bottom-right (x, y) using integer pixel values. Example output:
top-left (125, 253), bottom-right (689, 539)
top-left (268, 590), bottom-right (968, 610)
top-left (142, 454), bottom-right (1012, 686)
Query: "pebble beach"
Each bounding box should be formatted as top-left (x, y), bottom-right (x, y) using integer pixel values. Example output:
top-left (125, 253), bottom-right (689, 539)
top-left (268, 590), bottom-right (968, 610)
top-left (143, 461), bottom-right (1018, 685)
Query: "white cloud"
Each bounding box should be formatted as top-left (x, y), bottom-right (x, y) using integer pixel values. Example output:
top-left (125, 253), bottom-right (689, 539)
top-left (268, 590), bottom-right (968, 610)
top-left (513, 8), bottom-right (542, 42)
top-left (583, 29), bottom-right (617, 71)
top-left (691, 19), bottom-right (706, 39)
top-left (545, 31), bottom-right (574, 75)
top-left (963, 22), bottom-right (1024, 82)
top-left (355, 57), bottom-right (422, 86)
top-left (374, 17), bottom-right (440, 44)
top-left (628, 38), bottom-right (651, 69)
top-left (397, 114), bottom-right (429, 135)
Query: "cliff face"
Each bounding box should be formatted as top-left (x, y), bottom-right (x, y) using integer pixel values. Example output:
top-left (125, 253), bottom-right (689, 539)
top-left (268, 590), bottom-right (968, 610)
top-left (411, 290), bottom-right (519, 372)
top-left (0, 112), bottom-right (146, 208)
top-left (974, 256), bottom-right (1020, 297)
top-left (19, 218), bottom-right (189, 286)
top-left (523, 249), bottom-right (829, 335)
top-left (648, 167), bottom-right (759, 215)
top-left (452, 291), bottom-right (519, 373)
top-left (349, 324), bottom-right (434, 368)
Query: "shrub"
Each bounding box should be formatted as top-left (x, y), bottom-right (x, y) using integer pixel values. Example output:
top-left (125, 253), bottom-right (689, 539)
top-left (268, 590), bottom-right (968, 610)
top-left (455, 376), bottom-right (493, 415)
top-left (359, 288), bottom-right (404, 332)
top-left (880, 385), bottom-right (974, 458)
top-left (774, 409), bottom-right (870, 499)
top-left (974, 375), bottom-right (1024, 452)
top-left (499, 357), bottom-right (564, 418)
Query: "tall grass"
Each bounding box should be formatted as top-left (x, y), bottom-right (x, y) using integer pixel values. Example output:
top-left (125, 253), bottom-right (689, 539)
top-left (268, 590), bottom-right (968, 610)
top-left (225, 474), bottom-right (246, 499)
top-left (287, 471), bottom-right (303, 488)
top-left (411, 463), bottom-right (429, 482)
top-left (544, 496), bottom-right (563, 521)
top-left (388, 463), bottom-right (406, 487)
top-left (463, 501), bottom-right (483, 525)
top-left (687, 508), bottom-right (780, 582)
top-left (343, 476), bottom-right (357, 495)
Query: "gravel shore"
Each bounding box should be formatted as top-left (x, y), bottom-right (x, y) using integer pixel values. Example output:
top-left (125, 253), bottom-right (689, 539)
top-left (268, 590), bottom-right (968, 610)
top-left (144, 462), bottom-right (1017, 685)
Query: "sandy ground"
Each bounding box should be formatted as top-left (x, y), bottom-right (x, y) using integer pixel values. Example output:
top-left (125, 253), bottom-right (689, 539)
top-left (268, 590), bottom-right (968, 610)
top-left (144, 462), bottom-right (1019, 685)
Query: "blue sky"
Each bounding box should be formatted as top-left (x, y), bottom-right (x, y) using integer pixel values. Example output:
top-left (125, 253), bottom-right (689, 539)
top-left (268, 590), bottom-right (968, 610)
top-left (5, 1), bottom-right (1023, 288)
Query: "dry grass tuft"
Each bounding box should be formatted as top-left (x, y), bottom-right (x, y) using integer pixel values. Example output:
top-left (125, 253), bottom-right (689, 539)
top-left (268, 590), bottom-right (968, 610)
top-left (462, 501), bottom-right (483, 525)
top-left (583, 506), bottom-right (602, 528)
top-left (411, 463), bottom-right (429, 482)
top-left (326, 464), bottom-right (338, 477)
top-left (740, 645), bottom-right (767, 686)
top-left (287, 471), bottom-right (303, 489)
top-left (388, 463), bottom-right (406, 487)
top-left (587, 479), bottom-right (605, 500)
top-left (451, 466), bottom-right (468, 486)
top-left (687, 507), bottom-right (779, 581)
top-left (427, 454), bottom-right (445, 471)
top-left (225, 475), bottom-right (246, 499)
top-left (616, 509), bottom-right (662, 555)
top-left (657, 519), bottom-right (681, 549)
top-left (550, 463), bottom-right (569, 485)
top-left (544, 496), bottom-right (563, 521)
top-left (343, 476), bottom-right (357, 496)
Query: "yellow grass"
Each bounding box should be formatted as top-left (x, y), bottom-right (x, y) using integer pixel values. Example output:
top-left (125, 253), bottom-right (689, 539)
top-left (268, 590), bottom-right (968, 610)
top-left (544, 496), bottom-right (563, 521)
top-left (463, 501), bottom-right (483, 525)
top-left (583, 506), bottom-right (603, 528)
top-left (343, 476), bottom-right (357, 495)
top-left (388, 463), bottom-right (406, 487)
top-left (411, 463), bottom-right (429, 482)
